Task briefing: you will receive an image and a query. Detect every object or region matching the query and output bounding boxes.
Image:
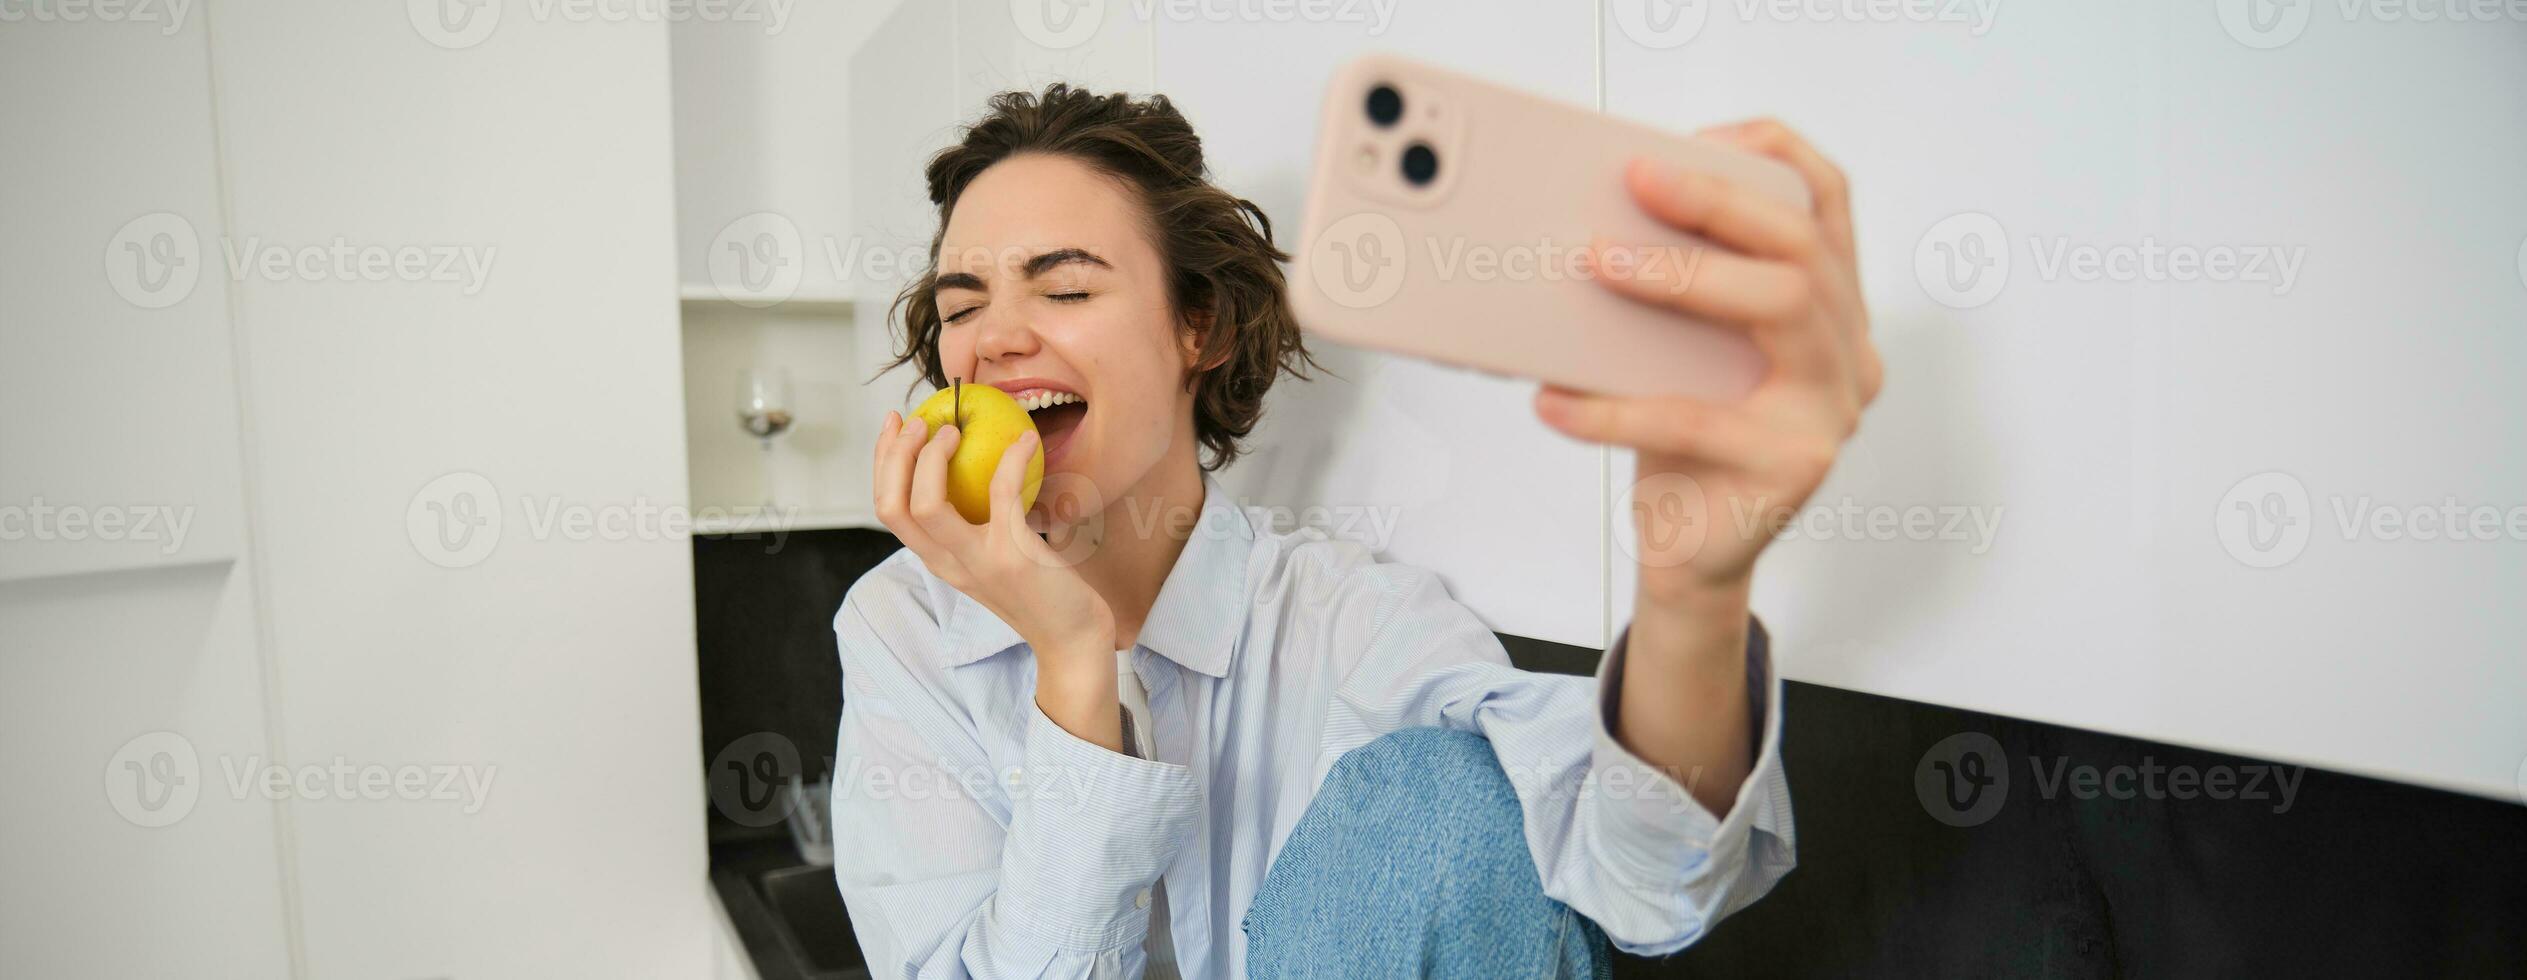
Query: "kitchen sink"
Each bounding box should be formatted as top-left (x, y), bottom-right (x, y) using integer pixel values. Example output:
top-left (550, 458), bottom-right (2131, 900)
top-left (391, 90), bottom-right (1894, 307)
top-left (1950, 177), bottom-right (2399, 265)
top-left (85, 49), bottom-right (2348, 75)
top-left (710, 834), bottom-right (868, 980)
top-left (754, 864), bottom-right (867, 979)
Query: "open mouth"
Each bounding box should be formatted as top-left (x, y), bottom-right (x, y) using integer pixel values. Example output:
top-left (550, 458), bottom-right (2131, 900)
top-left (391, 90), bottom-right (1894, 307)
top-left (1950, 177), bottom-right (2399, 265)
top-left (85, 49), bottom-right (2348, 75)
top-left (1011, 389), bottom-right (1089, 467)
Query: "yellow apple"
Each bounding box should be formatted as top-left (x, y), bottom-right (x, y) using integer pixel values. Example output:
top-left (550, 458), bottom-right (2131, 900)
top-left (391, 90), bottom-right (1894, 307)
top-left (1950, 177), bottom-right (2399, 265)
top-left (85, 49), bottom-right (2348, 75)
top-left (911, 383), bottom-right (1043, 524)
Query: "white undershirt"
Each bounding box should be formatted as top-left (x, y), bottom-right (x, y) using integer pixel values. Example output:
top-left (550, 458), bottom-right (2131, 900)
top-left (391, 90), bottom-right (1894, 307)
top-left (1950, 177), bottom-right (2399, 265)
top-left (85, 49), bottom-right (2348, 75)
top-left (1116, 648), bottom-right (1180, 980)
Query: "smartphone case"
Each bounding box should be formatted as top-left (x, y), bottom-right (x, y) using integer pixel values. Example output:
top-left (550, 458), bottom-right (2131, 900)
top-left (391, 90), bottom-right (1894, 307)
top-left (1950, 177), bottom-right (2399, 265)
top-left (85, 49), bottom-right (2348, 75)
top-left (1289, 53), bottom-right (1813, 400)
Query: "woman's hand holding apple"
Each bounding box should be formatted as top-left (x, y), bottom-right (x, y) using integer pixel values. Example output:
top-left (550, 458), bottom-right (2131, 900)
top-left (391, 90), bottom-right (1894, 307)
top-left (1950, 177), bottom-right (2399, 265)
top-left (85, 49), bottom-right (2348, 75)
top-left (872, 410), bottom-right (1125, 751)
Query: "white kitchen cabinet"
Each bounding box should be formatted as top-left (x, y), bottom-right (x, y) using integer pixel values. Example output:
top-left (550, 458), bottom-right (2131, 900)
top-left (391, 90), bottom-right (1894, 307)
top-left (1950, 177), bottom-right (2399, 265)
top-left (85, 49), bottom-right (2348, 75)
top-left (1601, 4), bottom-right (2527, 800)
top-left (0, 14), bottom-right (287, 978)
top-left (0, 14), bottom-right (246, 583)
top-left (7, 4), bottom-right (718, 978)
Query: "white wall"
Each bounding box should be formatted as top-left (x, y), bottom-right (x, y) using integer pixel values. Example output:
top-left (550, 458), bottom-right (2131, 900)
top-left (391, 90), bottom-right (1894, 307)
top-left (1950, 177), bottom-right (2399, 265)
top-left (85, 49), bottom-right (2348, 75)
top-left (203, 3), bottom-right (710, 976)
top-left (1, 13), bottom-right (293, 977)
top-left (5, 3), bottom-right (712, 977)
top-left (871, 1), bottom-right (2527, 801)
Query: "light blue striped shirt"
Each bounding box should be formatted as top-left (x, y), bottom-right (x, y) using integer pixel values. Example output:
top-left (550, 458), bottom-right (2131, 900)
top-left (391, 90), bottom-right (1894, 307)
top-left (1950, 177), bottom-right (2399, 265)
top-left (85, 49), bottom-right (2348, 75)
top-left (830, 471), bottom-right (1794, 978)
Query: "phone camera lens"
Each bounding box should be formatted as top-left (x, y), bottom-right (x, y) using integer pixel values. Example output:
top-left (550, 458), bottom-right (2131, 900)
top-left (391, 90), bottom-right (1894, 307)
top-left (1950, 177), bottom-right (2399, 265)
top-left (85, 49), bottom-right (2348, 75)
top-left (1365, 85), bottom-right (1404, 127)
top-left (1400, 143), bottom-right (1439, 187)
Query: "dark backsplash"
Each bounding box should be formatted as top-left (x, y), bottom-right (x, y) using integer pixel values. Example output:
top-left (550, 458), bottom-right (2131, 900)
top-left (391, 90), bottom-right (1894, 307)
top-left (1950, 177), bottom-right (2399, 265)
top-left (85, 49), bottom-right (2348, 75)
top-left (693, 526), bottom-right (903, 818)
top-left (693, 529), bottom-right (2527, 976)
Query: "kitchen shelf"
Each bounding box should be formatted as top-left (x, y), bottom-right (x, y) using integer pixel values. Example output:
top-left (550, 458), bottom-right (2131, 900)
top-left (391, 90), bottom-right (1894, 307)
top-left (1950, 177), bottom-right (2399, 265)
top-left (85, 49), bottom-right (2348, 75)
top-left (691, 505), bottom-right (879, 536)
top-left (679, 284), bottom-right (860, 315)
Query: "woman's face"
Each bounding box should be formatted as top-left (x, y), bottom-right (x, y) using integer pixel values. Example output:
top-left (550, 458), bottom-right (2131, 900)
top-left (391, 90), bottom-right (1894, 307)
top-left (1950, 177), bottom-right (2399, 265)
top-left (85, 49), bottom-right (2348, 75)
top-left (931, 153), bottom-right (1200, 527)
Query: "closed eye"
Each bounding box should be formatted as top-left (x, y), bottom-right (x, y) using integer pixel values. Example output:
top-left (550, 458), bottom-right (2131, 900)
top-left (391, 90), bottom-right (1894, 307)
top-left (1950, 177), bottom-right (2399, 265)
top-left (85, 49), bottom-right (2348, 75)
top-left (1048, 291), bottom-right (1089, 303)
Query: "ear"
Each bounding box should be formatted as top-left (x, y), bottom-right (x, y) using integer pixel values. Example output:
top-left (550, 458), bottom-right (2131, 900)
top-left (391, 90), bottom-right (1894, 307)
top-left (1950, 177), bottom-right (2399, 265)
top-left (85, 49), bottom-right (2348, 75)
top-left (1178, 308), bottom-right (1226, 373)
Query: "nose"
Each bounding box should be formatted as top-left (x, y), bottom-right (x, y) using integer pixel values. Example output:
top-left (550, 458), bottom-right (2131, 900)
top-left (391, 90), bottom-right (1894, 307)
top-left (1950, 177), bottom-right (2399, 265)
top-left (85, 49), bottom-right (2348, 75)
top-left (971, 302), bottom-right (1040, 366)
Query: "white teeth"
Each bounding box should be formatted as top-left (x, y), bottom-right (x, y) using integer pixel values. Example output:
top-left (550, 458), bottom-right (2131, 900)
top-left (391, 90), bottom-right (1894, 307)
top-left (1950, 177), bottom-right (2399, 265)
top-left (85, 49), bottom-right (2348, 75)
top-left (1022, 390), bottom-right (1083, 412)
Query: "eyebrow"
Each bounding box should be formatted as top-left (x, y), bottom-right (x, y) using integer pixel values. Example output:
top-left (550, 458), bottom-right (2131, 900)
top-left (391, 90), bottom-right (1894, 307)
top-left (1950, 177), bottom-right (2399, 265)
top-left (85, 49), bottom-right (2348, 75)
top-left (932, 247), bottom-right (1112, 295)
top-left (1023, 247), bottom-right (1110, 278)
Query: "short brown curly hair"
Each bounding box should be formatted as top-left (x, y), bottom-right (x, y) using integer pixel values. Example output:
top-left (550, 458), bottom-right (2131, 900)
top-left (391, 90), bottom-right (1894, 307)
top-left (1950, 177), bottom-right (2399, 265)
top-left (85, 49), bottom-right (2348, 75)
top-left (880, 84), bottom-right (1322, 473)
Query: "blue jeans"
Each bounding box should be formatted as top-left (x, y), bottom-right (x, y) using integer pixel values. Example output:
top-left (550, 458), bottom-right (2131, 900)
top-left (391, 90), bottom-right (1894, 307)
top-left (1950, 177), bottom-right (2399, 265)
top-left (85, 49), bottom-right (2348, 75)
top-left (1242, 728), bottom-right (1613, 979)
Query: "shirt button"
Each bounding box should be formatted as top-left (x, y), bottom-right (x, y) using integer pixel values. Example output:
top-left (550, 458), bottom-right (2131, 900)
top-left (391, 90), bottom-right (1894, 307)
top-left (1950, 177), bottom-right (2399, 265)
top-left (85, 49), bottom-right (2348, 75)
top-left (1003, 766), bottom-right (1023, 790)
top-left (1134, 889), bottom-right (1152, 909)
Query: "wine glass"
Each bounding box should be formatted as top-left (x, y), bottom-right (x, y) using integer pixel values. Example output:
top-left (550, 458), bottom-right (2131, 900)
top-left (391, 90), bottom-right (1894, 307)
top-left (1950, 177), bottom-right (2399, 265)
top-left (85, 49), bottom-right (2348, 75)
top-left (737, 368), bottom-right (794, 509)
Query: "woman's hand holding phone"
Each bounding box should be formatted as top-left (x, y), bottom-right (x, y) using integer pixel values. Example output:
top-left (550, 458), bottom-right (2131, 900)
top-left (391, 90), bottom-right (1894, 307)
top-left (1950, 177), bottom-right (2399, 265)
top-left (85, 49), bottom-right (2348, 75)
top-left (872, 413), bottom-right (1125, 751)
top-left (1533, 119), bottom-right (1881, 813)
top-left (1538, 119), bottom-right (1879, 604)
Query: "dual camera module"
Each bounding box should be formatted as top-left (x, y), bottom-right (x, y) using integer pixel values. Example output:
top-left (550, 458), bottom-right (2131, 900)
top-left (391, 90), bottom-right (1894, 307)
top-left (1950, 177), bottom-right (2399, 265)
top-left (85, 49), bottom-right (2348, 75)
top-left (1366, 84), bottom-right (1439, 188)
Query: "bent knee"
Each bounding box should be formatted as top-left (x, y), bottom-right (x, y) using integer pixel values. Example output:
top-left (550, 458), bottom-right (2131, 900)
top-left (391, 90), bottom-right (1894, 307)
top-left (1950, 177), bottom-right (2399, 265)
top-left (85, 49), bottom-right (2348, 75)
top-left (1315, 727), bottom-right (1523, 834)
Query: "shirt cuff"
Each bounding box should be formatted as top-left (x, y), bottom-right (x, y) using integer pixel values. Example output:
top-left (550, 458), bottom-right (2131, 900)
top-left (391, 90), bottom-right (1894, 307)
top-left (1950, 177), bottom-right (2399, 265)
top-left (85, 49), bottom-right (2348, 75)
top-left (1586, 615), bottom-right (1791, 896)
top-left (993, 701), bottom-right (1204, 955)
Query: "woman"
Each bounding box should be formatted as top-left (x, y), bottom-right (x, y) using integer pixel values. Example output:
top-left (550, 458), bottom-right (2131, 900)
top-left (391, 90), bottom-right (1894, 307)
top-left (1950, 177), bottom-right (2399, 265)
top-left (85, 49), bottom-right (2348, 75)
top-left (832, 84), bottom-right (1878, 979)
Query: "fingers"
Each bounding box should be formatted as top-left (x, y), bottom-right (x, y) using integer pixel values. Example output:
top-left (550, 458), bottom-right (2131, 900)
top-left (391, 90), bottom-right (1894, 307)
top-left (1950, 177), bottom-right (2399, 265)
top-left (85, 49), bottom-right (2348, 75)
top-left (1624, 158), bottom-right (1822, 264)
top-left (1699, 118), bottom-right (1855, 261)
top-left (987, 430), bottom-right (1045, 549)
top-left (909, 421), bottom-right (972, 537)
top-left (1536, 385), bottom-right (1814, 476)
top-left (872, 412), bottom-right (952, 565)
top-left (1589, 237), bottom-right (1811, 331)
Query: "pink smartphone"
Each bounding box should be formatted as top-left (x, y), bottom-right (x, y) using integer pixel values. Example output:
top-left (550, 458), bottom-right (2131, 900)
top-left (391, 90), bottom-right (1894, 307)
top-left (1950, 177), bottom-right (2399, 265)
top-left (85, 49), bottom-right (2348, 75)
top-left (1289, 53), bottom-right (1811, 400)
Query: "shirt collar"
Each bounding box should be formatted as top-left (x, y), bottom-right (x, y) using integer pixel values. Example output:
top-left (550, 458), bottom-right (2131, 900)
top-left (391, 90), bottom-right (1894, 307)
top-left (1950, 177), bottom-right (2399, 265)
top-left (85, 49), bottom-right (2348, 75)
top-left (934, 471), bottom-right (1252, 677)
